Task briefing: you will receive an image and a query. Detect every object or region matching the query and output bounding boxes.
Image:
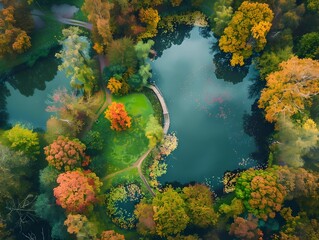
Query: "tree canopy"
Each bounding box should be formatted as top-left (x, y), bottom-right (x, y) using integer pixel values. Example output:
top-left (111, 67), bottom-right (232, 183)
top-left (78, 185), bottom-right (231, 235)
top-left (258, 57), bottom-right (319, 123)
top-left (219, 1), bottom-right (274, 66)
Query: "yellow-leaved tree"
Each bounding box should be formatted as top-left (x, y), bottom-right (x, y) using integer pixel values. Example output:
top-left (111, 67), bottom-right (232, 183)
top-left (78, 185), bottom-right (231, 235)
top-left (219, 1), bottom-right (274, 66)
top-left (258, 57), bottom-right (319, 123)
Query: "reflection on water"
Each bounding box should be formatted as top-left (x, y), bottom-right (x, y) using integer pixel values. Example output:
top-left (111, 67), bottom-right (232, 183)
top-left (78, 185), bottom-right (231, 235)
top-left (5, 53), bottom-right (69, 129)
top-left (152, 27), bottom-right (262, 188)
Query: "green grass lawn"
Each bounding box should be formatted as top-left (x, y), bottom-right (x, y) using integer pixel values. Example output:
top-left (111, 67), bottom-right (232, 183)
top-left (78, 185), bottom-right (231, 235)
top-left (91, 93), bottom-right (154, 182)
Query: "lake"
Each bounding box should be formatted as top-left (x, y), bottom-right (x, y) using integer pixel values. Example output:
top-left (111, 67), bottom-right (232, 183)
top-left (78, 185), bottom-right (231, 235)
top-left (5, 53), bottom-right (69, 129)
top-left (152, 27), bottom-right (262, 188)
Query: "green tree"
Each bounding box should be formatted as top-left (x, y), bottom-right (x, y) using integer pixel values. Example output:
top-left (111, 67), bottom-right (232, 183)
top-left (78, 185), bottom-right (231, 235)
top-left (138, 63), bottom-right (152, 84)
top-left (297, 32), bottom-right (319, 60)
top-left (152, 186), bottom-right (190, 237)
top-left (255, 47), bottom-right (293, 80)
top-left (107, 37), bottom-right (138, 70)
top-left (4, 124), bottom-right (39, 158)
top-left (275, 118), bottom-right (319, 167)
top-left (135, 40), bottom-right (155, 62)
top-left (183, 184), bottom-right (219, 228)
top-left (39, 166), bottom-right (60, 191)
top-left (307, 0), bottom-right (319, 12)
top-left (145, 115), bottom-right (163, 148)
top-left (211, 0), bottom-right (233, 37)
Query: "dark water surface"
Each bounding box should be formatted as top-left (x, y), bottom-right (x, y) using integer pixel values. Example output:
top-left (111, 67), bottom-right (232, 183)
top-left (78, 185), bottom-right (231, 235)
top-left (5, 55), bottom-right (69, 129)
top-left (152, 27), bottom-right (260, 187)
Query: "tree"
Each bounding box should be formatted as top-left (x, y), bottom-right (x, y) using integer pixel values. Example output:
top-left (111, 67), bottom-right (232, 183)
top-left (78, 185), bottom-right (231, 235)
top-left (307, 0), bottom-right (319, 12)
top-left (138, 63), bottom-right (152, 84)
top-left (145, 115), bottom-right (163, 148)
top-left (64, 214), bottom-right (97, 239)
top-left (219, 1), bottom-right (274, 66)
top-left (297, 32), bottom-right (319, 60)
top-left (0, 145), bottom-right (30, 207)
top-left (211, 0), bottom-right (233, 37)
top-left (275, 118), bottom-right (319, 167)
top-left (100, 230), bottom-right (125, 240)
top-left (55, 27), bottom-right (96, 95)
top-left (229, 214), bottom-right (263, 240)
top-left (107, 38), bottom-right (138, 70)
top-left (275, 166), bottom-right (319, 201)
top-left (235, 168), bottom-right (286, 220)
top-left (39, 166), bottom-right (60, 191)
top-left (0, 5), bottom-right (32, 56)
top-left (152, 186), bottom-right (190, 237)
top-left (138, 8), bottom-right (161, 39)
top-left (182, 184), bottom-right (219, 228)
top-left (107, 77), bottom-right (123, 95)
top-left (53, 170), bottom-right (102, 213)
top-left (44, 136), bottom-right (90, 171)
top-left (46, 88), bottom-right (97, 138)
top-left (128, 74), bottom-right (144, 91)
top-left (135, 40), bottom-right (155, 61)
top-left (4, 124), bottom-right (39, 158)
top-left (258, 57), bottom-right (319, 123)
top-left (105, 102), bottom-right (132, 131)
top-left (255, 47), bottom-right (293, 80)
top-left (134, 202), bottom-right (156, 235)
top-left (82, 0), bottom-right (113, 53)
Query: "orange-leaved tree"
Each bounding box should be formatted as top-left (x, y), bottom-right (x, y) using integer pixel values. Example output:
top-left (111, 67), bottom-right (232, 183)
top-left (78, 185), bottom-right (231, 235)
top-left (107, 77), bottom-right (122, 95)
top-left (105, 102), bottom-right (132, 131)
top-left (54, 170), bottom-right (102, 213)
top-left (258, 57), bottom-right (319, 123)
top-left (0, 5), bottom-right (32, 56)
top-left (44, 136), bottom-right (90, 171)
top-left (235, 168), bottom-right (286, 220)
top-left (219, 1), bottom-right (274, 66)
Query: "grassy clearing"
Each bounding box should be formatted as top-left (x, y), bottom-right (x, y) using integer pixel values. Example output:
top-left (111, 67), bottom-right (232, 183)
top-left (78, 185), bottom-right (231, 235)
top-left (91, 93), bottom-right (154, 179)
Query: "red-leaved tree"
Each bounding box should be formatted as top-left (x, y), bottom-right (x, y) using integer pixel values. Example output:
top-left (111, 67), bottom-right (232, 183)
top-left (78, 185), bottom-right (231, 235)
top-left (44, 136), bottom-right (90, 171)
top-left (53, 170), bottom-right (102, 213)
top-left (104, 102), bottom-right (132, 131)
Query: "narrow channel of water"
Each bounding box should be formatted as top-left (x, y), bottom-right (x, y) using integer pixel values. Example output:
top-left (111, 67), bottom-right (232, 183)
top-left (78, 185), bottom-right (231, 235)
top-left (152, 27), bottom-right (260, 188)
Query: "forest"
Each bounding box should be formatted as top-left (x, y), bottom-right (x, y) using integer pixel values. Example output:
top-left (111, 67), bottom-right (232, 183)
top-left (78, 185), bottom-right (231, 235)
top-left (1, 0), bottom-right (319, 239)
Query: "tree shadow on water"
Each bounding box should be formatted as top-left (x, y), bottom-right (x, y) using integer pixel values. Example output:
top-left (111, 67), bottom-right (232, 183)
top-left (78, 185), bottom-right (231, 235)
top-left (6, 50), bottom-right (59, 97)
top-left (0, 78), bottom-right (9, 128)
top-left (152, 25), bottom-right (193, 58)
top-left (211, 42), bottom-right (250, 84)
top-left (243, 100), bottom-right (274, 163)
